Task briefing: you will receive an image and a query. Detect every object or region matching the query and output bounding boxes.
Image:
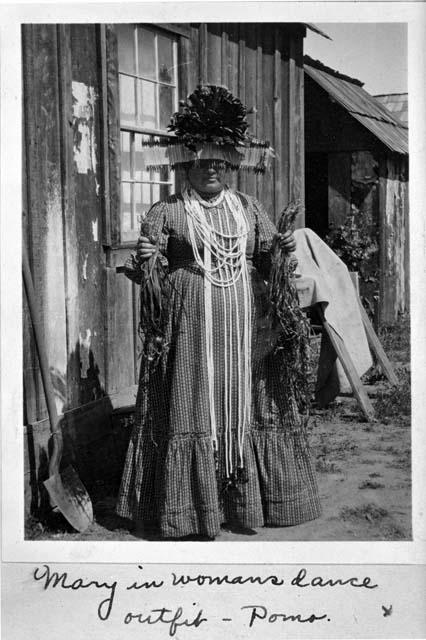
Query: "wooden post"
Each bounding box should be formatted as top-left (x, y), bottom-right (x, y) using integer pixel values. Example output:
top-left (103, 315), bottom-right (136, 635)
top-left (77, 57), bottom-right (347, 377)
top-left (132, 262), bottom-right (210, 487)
top-left (317, 305), bottom-right (376, 422)
top-left (357, 299), bottom-right (399, 387)
top-left (349, 271), bottom-right (398, 385)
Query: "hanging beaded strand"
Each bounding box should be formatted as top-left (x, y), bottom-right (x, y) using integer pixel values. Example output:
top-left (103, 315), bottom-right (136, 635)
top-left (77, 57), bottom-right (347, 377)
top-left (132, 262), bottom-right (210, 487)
top-left (183, 186), bottom-right (252, 479)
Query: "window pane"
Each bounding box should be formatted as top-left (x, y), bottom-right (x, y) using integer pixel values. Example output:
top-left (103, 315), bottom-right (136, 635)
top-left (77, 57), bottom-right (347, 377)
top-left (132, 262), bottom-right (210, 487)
top-left (138, 80), bottom-right (156, 129)
top-left (159, 85), bottom-right (174, 130)
top-left (121, 182), bottom-right (132, 232)
top-left (133, 133), bottom-right (150, 181)
top-left (142, 183), bottom-right (151, 207)
top-left (137, 27), bottom-right (156, 80)
top-left (158, 33), bottom-right (174, 83)
top-left (121, 131), bottom-right (131, 180)
top-left (151, 183), bottom-right (160, 203)
top-left (134, 183), bottom-right (151, 222)
top-left (120, 75), bottom-right (136, 126)
top-left (117, 24), bottom-right (135, 75)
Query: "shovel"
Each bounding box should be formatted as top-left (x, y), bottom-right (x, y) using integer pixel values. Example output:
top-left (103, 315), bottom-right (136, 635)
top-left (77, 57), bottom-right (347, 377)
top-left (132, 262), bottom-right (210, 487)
top-left (23, 247), bottom-right (93, 532)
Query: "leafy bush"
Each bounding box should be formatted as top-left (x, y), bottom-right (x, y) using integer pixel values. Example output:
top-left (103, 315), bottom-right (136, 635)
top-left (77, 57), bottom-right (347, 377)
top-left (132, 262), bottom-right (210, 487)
top-left (325, 209), bottom-right (378, 277)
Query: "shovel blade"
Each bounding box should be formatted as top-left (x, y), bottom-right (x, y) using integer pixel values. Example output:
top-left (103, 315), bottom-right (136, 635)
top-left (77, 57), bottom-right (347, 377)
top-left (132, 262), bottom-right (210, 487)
top-left (44, 466), bottom-right (93, 533)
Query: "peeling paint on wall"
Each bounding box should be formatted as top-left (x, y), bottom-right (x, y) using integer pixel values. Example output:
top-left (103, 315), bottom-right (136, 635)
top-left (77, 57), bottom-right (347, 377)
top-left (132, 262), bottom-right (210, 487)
top-left (79, 329), bottom-right (92, 377)
top-left (82, 252), bottom-right (88, 281)
top-left (72, 81), bottom-right (97, 175)
top-left (45, 177), bottom-right (68, 414)
top-left (92, 219), bottom-right (98, 242)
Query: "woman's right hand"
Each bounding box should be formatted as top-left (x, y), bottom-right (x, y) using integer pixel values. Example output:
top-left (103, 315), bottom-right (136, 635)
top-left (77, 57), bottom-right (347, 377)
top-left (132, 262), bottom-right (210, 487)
top-left (136, 235), bottom-right (156, 261)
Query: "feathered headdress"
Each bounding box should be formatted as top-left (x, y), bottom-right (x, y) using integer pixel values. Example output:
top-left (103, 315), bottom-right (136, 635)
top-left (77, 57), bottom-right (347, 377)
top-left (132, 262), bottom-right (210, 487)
top-left (142, 85), bottom-right (274, 173)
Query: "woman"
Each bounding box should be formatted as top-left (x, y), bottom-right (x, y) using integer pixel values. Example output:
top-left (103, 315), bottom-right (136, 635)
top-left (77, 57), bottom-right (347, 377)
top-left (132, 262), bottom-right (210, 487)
top-left (116, 85), bottom-right (321, 538)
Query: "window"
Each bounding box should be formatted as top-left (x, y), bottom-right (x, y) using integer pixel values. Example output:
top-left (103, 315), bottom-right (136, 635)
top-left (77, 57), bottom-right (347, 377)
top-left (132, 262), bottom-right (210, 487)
top-left (116, 25), bottom-right (178, 242)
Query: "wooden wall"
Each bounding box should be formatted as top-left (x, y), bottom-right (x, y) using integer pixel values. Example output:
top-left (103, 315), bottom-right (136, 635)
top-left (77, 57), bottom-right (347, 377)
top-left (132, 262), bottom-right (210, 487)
top-left (379, 154), bottom-right (409, 324)
top-left (22, 23), bottom-right (307, 516)
top-left (22, 24), bottom-right (115, 515)
top-left (187, 23), bottom-right (306, 224)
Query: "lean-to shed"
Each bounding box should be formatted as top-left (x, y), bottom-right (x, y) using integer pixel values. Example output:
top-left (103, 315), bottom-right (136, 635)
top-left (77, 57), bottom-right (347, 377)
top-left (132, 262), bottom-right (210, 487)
top-left (22, 22), bottom-right (315, 516)
top-left (304, 56), bottom-right (409, 325)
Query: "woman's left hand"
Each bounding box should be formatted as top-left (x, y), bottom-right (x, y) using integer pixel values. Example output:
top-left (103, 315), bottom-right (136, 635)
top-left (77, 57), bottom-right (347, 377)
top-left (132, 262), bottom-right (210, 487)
top-left (277, 230), bottom-right (296, 253)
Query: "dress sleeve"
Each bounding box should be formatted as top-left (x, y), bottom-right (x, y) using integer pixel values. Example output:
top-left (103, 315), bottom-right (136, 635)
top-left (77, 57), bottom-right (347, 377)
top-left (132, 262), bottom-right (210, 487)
top-left (123, 201), bottom-right (169, 285)
top-left (250, 196), bottom-right (278, 279)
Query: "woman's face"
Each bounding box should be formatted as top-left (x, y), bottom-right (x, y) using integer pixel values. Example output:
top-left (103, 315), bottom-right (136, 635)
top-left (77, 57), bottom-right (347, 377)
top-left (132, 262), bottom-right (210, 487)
top-left (187, 160), bottom-right (226, 194)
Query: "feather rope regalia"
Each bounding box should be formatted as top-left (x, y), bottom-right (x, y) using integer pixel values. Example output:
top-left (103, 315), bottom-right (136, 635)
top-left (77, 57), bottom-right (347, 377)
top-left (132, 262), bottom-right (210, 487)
top-left (268, 202), bottom-right (312, 415)
top-left (137, 222), bottom-right (173, 367)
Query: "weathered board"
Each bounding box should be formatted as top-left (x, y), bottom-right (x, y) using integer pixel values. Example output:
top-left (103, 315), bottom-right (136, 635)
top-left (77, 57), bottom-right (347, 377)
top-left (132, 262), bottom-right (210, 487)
top-left (22, 25), bottom-right (68, 421)
top-left (379, 154), bottom-right (409, 323)
top-left (70, 25), bottom-right (107, 404)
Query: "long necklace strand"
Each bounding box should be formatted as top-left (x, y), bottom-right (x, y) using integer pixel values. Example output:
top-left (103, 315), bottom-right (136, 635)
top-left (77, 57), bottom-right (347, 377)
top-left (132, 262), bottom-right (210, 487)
top-left (183, 186), bottom-right (252, 477)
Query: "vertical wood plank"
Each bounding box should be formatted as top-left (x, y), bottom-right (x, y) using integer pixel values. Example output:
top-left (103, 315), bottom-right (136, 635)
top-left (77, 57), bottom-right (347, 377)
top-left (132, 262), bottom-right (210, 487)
top-left (206, 24), bottom-right (222, 85)
top-left (178, 31), bottom-right (190, 100)
top-left (255, 25), bottom-right (263, 202)
top-left (280, 33), bottom-right (290, 207)
top-left (289, 30), bottom-right (305, 227)
top-left (105, 25), bottom-right (121, 249)
top-left (57, 24), bottom-right (80, 410)
top-left (22, 24), bottom-right (68, 419)
top-left (71, 24), bottom-right (107, 402)
top-left (273, 26), bottom-right (283, 221)
top-left (244, 26), bottom-right (257, 199)
top-left (189, 24), bottom-right (200, 90)
top-left (261, 25), bottom-right (274, 218)
top-left (226, 23), bottom-right (239, 191)
top-left (221, 26), bottom-right (228, 87)
top-left (98, 25), bottom-right (112, 247)
top-left (106, 268), bottom-right (136, 393)
top-left (295, 31), bottom-right (305, 222)
top-left (199, 23), bottom-right (208, 84)
top-left (22, 26), bottom-right (39, 425)
top-left (402, 157), bottom-right (410, 315)
top-left (288, 33), bottom-right (296, 206)
top-left (237, 24), bottom-right (247, 195)
top-left (378, 153), bottom-right (388, 324)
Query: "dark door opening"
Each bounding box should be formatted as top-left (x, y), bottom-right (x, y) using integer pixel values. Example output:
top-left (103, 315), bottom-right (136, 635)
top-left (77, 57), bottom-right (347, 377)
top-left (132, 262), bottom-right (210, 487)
top-left (305, 152), bottom-right (329, 238)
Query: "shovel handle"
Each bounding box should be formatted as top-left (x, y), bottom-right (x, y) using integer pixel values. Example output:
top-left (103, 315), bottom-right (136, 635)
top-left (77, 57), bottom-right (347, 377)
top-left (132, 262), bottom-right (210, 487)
top-left (22, 246), bottom-right (63, 476)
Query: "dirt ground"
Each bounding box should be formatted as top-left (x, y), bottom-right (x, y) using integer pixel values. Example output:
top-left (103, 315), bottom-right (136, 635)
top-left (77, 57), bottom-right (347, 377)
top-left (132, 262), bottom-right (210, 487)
top-left (26, 319), bottom-right (411, 542)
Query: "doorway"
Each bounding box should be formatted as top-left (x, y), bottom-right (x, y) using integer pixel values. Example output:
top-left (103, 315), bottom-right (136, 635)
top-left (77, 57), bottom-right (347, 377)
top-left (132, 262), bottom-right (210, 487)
top-left (305, 152), bottom-right (329, 237)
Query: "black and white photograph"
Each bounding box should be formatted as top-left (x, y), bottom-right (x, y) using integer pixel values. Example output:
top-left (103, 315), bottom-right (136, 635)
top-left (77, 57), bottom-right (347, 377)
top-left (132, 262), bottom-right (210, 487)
top-left (1, 3), bottom-right (426, 638)
top-left (20, 20), bottom-right (413, 542)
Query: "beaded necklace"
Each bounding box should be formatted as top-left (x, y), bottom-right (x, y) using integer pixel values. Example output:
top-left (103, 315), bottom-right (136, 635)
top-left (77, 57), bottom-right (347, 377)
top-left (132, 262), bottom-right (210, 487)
top-left (183, 186), bottom-right (252, 479)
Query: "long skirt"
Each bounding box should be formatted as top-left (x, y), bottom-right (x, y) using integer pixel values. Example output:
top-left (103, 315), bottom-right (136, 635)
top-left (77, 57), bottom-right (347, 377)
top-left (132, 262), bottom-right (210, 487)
top-left (116, 259), bottom-right (321, 538)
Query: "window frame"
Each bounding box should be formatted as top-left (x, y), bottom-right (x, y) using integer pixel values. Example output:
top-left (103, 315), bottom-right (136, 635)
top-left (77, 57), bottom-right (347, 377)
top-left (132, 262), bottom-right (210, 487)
top-left (117, 24), bottom-right (179, 244)
top-left (103, 23), bottom-right (190, 253)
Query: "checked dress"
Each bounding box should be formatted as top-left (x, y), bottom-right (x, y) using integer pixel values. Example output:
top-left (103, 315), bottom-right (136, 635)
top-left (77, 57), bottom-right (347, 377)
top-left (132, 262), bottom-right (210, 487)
top-left (116, 191), bottom-right (321, 538)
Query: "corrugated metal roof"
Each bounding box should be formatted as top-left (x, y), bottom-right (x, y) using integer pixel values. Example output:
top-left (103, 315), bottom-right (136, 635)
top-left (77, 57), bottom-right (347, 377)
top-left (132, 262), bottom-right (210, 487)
top-left (374, 93), bottom-right (408, 126)
top-left (305, 63), bottom-right (408, 154)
